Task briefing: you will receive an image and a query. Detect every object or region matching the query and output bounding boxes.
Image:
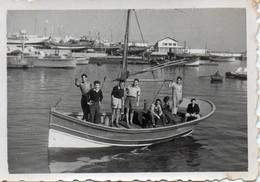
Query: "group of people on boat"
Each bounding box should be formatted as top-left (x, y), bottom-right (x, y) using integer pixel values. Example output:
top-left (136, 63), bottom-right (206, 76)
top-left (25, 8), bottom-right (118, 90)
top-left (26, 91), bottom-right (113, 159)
top-left (75, 74), bottom-right (201, 128)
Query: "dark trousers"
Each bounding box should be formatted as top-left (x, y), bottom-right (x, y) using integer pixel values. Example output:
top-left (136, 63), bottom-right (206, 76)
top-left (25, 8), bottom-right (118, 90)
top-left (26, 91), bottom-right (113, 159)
top-left (81, 95), bottom-right (89, 120)
top-left (89, 102), bottom-right (100, 123)
top-left (150, 112), bottom-right (167, 126)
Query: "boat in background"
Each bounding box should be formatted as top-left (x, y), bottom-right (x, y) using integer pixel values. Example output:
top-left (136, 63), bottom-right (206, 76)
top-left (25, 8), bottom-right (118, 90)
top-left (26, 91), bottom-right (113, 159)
top-left (184, 57), bottom-right (200, 67)
top-left (209, 56), bottom-right (235, 62)
top-left (7, 55), bottom-right (31, 68)
top-left (45, 40), bottom-right (93, 50)
top-left (211, 75), bottom-right (223, 81)
top-left (30, 51), bottom-right (76, 68)
top-left (7, 30), bottom-right (50, 44)
top-left (226, 67), bottom-right (247, 80)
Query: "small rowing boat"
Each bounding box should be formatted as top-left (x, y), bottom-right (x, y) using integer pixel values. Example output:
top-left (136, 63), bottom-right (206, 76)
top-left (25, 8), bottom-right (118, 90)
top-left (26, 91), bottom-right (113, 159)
top-left (211, 75), bottom-right (223, 81)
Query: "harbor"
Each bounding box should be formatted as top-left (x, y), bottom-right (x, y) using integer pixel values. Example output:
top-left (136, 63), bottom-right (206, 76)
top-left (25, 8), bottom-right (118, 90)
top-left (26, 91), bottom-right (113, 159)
top-left (6, 8), bottom-right (249, 174)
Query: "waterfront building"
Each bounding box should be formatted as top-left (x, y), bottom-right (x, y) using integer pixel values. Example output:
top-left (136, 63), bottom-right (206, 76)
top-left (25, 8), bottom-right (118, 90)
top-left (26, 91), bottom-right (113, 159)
top-left (154, 37), bottom-right (182, 53)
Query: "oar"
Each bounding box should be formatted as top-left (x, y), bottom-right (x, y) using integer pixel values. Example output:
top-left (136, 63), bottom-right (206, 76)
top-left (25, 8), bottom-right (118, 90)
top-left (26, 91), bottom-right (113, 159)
top-left (199, 75), bottom-right (213, 78)
top-left (101, 76), bottom-right (107, 89)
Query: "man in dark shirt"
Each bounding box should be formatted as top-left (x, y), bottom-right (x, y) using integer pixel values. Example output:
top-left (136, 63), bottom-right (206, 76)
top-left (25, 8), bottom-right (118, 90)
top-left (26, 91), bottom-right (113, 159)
top-left (184, 98), bottom-right (200, 122)
top-left (111, 80), bottom-right (125, 127)
top-left (86, 80), bottom-right (103, 123)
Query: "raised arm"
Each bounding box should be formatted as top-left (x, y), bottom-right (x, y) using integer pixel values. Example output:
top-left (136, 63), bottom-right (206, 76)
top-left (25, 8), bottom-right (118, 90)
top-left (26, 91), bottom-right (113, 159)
top-left (75, 77), bottom-right (80, 87)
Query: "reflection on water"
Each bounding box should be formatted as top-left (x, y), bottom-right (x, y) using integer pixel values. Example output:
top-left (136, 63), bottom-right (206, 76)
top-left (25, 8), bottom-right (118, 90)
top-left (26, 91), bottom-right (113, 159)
top-left (8, 61), bottom-right (248, 173)
top-left (49, 136), bottom-right (203, 173)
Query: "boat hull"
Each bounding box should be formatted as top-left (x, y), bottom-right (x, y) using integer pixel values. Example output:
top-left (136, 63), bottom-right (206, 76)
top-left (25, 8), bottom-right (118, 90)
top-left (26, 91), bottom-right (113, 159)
top-left (209, 56), bottom-right (235, 62)
top-left (48, 98), bottom-right (215, 148)
top-left (211, 75), bottom-right (223, 81)
top-left (184, 58), bottom-right (200, 66)
top-left (32, 58), bottom-right (76, 68)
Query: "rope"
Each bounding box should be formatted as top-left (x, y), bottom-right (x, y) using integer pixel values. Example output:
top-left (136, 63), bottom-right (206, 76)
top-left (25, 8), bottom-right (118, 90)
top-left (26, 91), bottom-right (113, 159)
top-left (54, 65), bottom-right (87, 108)
top-left (133, 10), bottom-right (145, 43)
top-left (53, 80), bottom-right (74, 108)
top-left (152, 80), bottom-right (166, 103)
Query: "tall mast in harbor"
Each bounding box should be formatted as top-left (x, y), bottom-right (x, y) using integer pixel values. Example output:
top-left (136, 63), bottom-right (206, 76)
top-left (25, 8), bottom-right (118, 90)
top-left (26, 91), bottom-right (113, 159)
top-left (121, 9), bottom-right (131, 79)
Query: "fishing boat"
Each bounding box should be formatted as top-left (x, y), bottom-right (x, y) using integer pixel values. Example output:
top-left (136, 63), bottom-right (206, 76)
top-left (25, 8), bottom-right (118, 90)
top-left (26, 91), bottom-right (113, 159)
top-left (48, 9), bottom-right (216, 149)
top-left (7, 30), bottom-right (50, 44)
top-left (31, 51), bottom-right (76, 68)
top-left (45, 40), bottom-right (93, 50)
top-left (48, 98), bottom-right (215, 148)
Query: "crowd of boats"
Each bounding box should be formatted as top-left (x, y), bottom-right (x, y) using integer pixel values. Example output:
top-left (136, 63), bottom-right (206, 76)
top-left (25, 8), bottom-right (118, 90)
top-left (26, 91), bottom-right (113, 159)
top-left (7, 30), bottom-right (247, 71)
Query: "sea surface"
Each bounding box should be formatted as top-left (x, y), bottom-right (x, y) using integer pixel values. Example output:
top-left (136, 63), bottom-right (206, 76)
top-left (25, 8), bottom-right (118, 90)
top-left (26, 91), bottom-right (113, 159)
top-left (7, 60), bottom-right (247, 173)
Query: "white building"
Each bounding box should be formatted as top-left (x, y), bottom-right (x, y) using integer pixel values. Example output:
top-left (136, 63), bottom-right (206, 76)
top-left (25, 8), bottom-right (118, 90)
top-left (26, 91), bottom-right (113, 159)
top-left (154, 37), bottom-right (182, 53)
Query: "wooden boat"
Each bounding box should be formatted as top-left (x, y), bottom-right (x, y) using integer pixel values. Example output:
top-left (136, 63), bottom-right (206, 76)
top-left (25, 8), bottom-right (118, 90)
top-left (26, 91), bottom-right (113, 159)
top-left (48, 9), bottom-right (216, 149)
top-left (31, 52), bottom-right (76, 68)
top-left (184, 57), bottom-right (200, 67)
top-left (226, 67), bottom-right (247, 80)
top-left (211, 75), bottom-right (223, 81)
top-left (45, 41), bottom-right (93, 50)
top-left (209, 56), bottom-right (235, 62)
top-left (48, 97), bottom-right (215, 148)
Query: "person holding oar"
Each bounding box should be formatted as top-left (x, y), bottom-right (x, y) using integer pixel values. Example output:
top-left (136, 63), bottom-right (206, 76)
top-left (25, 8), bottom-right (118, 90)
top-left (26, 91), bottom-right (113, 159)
top-left (169, 76), bottom-right (183, 115)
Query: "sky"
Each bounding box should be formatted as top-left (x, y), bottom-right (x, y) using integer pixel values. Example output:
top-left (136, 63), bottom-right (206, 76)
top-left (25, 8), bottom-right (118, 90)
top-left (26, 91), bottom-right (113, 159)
top-left (7, 9), bottom-right (246, 52)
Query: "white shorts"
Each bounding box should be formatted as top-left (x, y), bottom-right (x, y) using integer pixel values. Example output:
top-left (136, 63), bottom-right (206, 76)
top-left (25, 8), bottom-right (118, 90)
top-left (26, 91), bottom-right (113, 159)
top-left (111, 97), bottom-right (122, 109)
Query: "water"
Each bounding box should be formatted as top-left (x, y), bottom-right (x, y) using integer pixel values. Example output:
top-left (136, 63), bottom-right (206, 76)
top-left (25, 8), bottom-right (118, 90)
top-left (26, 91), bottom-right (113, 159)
top-left (7, 60), bottom-right (247, 173)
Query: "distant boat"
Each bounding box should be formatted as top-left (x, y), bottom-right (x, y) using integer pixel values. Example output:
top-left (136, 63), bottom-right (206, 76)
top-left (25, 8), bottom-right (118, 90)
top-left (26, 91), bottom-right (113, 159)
top-left (7, 55), bottom-right (31, 68)
top-left (45, 40), bottom-right (93, 50)
top-left (211, 75), bottom-right (223, 81)
top-left (226, 67), bottom-right (247, 80)
top-left (209, 56), bottom-right (235, 62)
top-left (31, 51), bottom-right (76, 68)
top-left (7, 31), bottom-right (50, 44)
top-left (184, 57), bottom-right (200, 67)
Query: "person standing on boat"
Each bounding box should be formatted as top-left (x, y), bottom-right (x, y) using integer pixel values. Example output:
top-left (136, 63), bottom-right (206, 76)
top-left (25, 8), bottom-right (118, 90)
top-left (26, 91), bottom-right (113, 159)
top-left (184, 98), bottom-right (200, 122)
top-left (149, 99), bottom-right (167, 127)
top-left (111, 80), bottom-right (125, 127)
top-left (86, 80), bottom-right (103, 123)
top-left (169, 76), bottom-right (183, 115)
top-left (75, 73), bottom-right (92, 120)
top-left (125, 78), bottom-right (141, 127)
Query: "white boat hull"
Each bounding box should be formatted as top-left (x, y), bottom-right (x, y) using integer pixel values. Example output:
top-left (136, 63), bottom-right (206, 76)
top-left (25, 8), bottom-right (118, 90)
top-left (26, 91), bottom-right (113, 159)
top-left (33, 58), bottom-right (76, 68)
top-left (7, 37), bottom-right (50, 44)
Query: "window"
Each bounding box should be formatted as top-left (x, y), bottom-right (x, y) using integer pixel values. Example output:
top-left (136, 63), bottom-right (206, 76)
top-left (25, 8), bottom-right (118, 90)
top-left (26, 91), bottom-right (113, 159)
top-left (173, 43), bottom-right (177, 46)
top-left (169, 43), bottom-right (172, 46)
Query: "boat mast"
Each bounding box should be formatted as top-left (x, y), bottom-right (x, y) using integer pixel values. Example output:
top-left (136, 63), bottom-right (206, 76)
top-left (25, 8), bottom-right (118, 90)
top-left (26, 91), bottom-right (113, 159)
top-left (121, 9), bottom-right (131, 79)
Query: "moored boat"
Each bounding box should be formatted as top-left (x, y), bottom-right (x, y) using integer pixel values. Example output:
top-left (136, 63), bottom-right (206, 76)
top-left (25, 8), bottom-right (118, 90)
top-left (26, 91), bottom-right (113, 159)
top-left (31, 51), bottom-right (76, 68)
top-left (209, 56), bottom-right (235, 62)
top-left (226, 67), bottom-right (247, 80)
top-left (48, 97), bottom-right (215, 148)
top-left (184, 57), bottom-right (200, 67)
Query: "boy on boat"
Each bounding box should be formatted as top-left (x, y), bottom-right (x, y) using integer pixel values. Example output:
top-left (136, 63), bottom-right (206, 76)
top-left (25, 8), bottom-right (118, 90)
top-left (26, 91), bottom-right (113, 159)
top-left (111, 80), bottom-right (125, 127)
top-left (125, 78), bottom-right (141, 127)
top-left (169, 76), bottom-right (183, 115)
top-left (149, 99), bottom-right (167, 127)
top-left (75, 73), bottom-right (92, 120)
top-left (86, 80), bottom-right (103, 123)
top-left (184, 98), bottom-right (200, 122)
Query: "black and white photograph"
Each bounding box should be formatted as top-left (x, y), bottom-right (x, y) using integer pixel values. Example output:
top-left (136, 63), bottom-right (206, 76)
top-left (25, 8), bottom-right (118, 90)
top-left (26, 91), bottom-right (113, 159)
top-left (0, 0), bottom-right (258, 181)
